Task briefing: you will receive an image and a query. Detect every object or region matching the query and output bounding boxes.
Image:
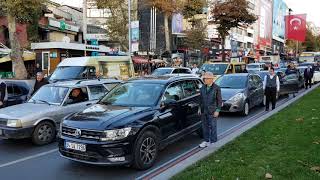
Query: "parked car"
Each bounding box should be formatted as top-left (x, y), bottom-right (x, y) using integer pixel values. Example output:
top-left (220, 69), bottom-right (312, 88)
top-left (0, 79), bottom-right (121, 145)
top-left (151, 67), bottom-right (192, 76)
top-left (4, 81), bottom-right (31, 107)
top-left (257, 71), bottom-right (301, 97)
top-left (215, 73), bottom-right (264, 116)
top-left (59, 76), bottom-right (203, 170)
top-left (247, 63), bottom-right (266, 72)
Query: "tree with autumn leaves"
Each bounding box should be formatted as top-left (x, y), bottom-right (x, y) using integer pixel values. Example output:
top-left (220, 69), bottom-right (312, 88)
top-left (211, 0), bottom-right (257, 61)
top-left (0, 0), bottom-right (43, 79)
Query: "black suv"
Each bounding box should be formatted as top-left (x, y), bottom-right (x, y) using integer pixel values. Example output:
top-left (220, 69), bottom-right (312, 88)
top-left (58, 76), bottom-right (203, 169)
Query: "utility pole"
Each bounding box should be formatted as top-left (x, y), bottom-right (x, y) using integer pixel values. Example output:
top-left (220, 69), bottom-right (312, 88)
top-left (83, 0), bottom-right (87, 56)
top-left (128, 0), bottom-right (132, 56)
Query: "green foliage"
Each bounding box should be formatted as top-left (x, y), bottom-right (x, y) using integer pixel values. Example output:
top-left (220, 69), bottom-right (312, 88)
top-left (211, 0), bottom-right (257, 37)
top-left (182, 0), bottom-right (206, 19)
top-left (0, 0), bottom-right (44, 23)
top-left (184, 24), bottom-right (207, 50)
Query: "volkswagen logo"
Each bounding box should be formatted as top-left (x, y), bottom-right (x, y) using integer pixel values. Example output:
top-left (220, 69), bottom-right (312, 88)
top-left (74, 129), bottom-right (82, 138)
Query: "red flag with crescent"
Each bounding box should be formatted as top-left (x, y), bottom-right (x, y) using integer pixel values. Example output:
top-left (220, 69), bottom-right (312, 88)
top-left (285, 14), bottom-right (307, 42)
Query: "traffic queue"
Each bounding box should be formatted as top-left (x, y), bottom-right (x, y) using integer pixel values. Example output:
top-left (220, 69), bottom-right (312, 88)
top-left (0, 55), bottom-right (319, 170)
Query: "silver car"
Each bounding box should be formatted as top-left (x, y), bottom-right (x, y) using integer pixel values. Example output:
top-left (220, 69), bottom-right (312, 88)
top-left (0, 79), bottom-right (120, 145)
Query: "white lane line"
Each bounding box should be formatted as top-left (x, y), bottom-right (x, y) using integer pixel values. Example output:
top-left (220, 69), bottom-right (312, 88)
top-left (0, 149), bottom-right (58, 168)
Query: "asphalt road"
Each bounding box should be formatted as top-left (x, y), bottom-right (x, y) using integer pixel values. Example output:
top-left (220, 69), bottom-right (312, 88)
top-left (0, 91), bottom-right (302, 180)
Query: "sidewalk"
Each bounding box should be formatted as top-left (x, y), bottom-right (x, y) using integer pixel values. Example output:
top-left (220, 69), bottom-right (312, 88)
top-left (151, 84), bottom-right (320, 180)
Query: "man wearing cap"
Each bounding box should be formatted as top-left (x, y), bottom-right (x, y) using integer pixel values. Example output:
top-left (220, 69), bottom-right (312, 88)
top-left (198, 72), bottom-right (222, 148)
top-left (32, 72), bottom-right (49, 95)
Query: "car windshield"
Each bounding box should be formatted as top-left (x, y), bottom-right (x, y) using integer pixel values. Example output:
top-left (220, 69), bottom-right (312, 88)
top-left (200, 64), bottom-right (228, 75)
top-left (50, 66), bottom-right (94, 81)
top-left (152, 69), bottom-right (173, 76)
top-left (29, 86), bottom-right (69, 105)
top-left (100, 83), bottom-right (164, 107)
top-left (247, 64), bottom-right (260, 69)
top-left (215, 76), bottom-right (247, 89)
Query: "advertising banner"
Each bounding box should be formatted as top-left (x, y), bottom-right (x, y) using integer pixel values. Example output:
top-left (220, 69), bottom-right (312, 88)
top-left (172, 13), bottom-right (183, 34)
top-left (259, 0), bottom-right (273, 47)
top-left (131, 21), bottom-right (139, 52)
top-left (272, 0), bottom-right (287, 40)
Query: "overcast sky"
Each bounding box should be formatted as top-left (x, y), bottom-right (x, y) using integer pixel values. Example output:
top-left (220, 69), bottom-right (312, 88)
top-left (52, 0), bottom-right (320, 26)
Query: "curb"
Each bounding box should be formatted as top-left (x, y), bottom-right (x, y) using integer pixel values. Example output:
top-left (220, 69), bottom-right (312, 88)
top-left (147, 84), bottom-right (320, 180)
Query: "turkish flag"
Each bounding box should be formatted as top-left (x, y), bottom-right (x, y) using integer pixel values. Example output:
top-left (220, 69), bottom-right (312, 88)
top-left (285, 14), bottom-right (307, 42)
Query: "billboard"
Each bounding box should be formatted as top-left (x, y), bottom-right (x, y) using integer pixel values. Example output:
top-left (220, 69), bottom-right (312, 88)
top-left (172, 13), bottom-right (183, 34)
top-left (272, 0), bottom-right (287, 40)
top-left (259, 0), bottom-right (273, 47)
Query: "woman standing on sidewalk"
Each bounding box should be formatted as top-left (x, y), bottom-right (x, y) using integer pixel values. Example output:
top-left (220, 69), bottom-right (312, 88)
top-left (198, 72), bottom-right (222, 148)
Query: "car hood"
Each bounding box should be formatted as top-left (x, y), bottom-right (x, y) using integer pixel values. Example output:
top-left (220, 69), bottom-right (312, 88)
top-left (63, 104), bottom-right (153, 130)
top-left (0, 103), bottom-right (58, 119)
top-left (221, 88), bottom-right (244, 101)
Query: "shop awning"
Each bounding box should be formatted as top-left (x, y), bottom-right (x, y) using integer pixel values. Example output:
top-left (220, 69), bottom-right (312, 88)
top-left (132, 56), bottom-right (149, 64)
top-left (0, 51), bottom-right (36, 63)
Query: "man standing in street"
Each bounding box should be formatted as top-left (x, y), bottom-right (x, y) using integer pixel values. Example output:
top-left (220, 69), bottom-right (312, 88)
top-left (32, 72), bottom-right (49, 95)
top-left (198, 72), bottom-right (222, 148)
top-left (241, 65), bottom-right (248, 73)
top-left (263, 67), bottom-right (280, 111)
top-left (191, 64), bottom-right (199, 74)
top-left (304, 65), bottom-right (314, 89)
top-left (0, 79), bottom-right (7, 108)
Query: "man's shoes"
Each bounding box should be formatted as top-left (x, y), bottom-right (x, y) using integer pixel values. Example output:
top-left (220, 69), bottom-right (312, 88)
top-left (199, 141), bottom-right (209, 148)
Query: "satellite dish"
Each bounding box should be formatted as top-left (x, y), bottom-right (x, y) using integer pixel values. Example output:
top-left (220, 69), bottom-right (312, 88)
top-left (62, 36), bottom-right (71, 43)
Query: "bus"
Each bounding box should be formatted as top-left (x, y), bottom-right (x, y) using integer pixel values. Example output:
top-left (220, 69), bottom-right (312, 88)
top-left (299, 52), bottom-right (320, 63)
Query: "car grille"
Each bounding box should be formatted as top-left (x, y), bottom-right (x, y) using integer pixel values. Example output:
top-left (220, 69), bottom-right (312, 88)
top-left (62, 126), bottom-right (103, 140)
top-left (60, 148), bottom-right (100, 162)
top-left (0, 118), bottom-right (7, 126)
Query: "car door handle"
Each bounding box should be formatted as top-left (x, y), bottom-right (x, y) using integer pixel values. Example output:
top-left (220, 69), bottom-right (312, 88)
top-left (188, 103), bottom-right (198, 108)
top-left (86, 103), bottom-right (92, 106)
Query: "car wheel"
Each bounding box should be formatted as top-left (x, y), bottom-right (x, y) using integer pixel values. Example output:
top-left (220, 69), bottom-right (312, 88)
top-left (241, 101), bottom-right (249, 116)
top-left (32, 121), bottom-right (56, 145)
top-left (133, 131), bottom-right (159, 170)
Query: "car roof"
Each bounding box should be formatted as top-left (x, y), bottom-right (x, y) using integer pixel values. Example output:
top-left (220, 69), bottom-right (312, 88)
top-left (128, 75), bottom-right (201, 85)
top-left (221, 73), bottom-right (250, 77)
top-left (47, 79), bottom-right (121, 88)
top-left (156, 67), bottom-right (191, 70)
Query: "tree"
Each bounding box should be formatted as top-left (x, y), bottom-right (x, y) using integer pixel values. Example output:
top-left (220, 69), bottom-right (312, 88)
top-left (146, 0), bottom-right (184, 51)
top-left (96, 0), bottom-right (132, 51)
top-left (0, 0), bottom-right (43, 79)
top-left (184, 25), bottom-right (207, 50)
top-left (211, 0), bottom-right (257, 61)
top-left (182, 0), bottom-right (205, 27)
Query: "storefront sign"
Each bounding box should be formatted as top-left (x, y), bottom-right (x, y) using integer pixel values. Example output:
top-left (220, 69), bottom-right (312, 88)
top-left (49, 19), bottom-right (80, 32)
top-left (85, 34), bottom-right (109, 41)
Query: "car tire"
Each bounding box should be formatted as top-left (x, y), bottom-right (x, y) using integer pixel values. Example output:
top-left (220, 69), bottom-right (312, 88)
top-left (133, 131), bottom-right (159, 170)
top-left (241, 101), bottom-right (250, 116)
top-left (32, 121), bottom-right (56, 146)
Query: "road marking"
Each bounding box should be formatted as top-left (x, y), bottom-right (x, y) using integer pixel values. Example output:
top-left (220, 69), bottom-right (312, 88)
top-left (136, 97), bottom-right (290, 180)
top-left (0, 149), bottom-right (58, 168)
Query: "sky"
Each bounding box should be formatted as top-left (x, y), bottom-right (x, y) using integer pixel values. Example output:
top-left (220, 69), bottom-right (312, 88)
top-left (52, 0), bottom-right (320, 27)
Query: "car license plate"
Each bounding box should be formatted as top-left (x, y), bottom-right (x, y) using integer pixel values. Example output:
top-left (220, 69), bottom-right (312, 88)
top-left (65, 141), bottom-right (86, 152)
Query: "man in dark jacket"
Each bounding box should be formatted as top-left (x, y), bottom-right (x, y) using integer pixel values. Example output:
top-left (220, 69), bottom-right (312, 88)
top-left (304, 65), bottom-right (314, 89)
top-left (198, 72), bottom-right (222, 148)
top-left (32, 72), bottom-right (49, 95)
top-left (0, 80), bottom-right (7, 108)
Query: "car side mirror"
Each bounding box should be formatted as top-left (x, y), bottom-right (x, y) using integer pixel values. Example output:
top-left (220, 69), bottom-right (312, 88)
top-left (160, 99), bottom-right (177, 111)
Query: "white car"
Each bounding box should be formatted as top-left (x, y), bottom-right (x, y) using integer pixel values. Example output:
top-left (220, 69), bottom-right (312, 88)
top-left (247, 63), bottom-right (266, 72)
top-left (151, 67), bottom-right (194, 76)
top-left (297, 66), bottom-right (320, 83)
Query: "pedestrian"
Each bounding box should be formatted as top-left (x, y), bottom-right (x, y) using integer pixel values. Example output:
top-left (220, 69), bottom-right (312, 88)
top-left (198, 72), bottom-right (222, 148)
top-left (241, 65), bottom-right (248, 73)
top-left (0, 79), bottom-right (7, 108)
top-left (32, 72), bottom-right (49, 95)
top-left (263, 67), bottom-right (280, 111)
top-left (285, 64), bottom-right (297, 75)
top-left (304, 65), bottom-right (314, 89)
top-left (191, 64), bottom-right (199, 74)
top-left (34, 63), bottom-right (42, 76)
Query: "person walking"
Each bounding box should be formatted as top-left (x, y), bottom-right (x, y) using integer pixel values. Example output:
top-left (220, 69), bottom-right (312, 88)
top-left (32, 72), bottom-right (49, 95)
top-left (263, 67), bottom-right (280, 111)
top-left (304, 65), bottom-right (314, 89)
top-left (198, 72), bottom-right (222, 148)
top-left (0, 79), bottom-right (7, 108)
top-left (191, 64), bottom-right (199, 74)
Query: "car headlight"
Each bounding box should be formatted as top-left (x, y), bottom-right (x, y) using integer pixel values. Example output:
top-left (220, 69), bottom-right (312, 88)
top-left (100, 127), bottom-right (132, 141)
top-left (7, 119), bottom-right (22, 128)
top-left (228, 93), bottom-right (244, 103)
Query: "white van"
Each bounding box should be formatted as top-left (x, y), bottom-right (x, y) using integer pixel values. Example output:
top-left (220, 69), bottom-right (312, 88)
top-left (247, 63), bottom-right (266, 72)
top-left (49, 56), bottom-right (134, 82)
